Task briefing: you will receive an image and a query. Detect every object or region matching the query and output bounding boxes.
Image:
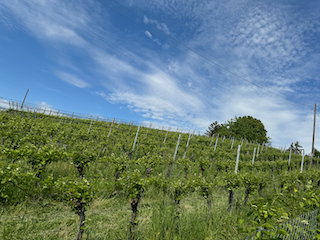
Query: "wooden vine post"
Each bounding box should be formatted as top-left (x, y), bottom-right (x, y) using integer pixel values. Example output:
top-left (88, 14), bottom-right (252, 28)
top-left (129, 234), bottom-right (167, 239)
top-left (169, 134), bottom-right (181, 178)
top-left (288, 148), bottom-right (292, 166)
top-left (209, 134), bottom-right (215, 146)
top-left (146, 124), bottom-right (152, 136)
top-left (163, 127), bottom-right (170, 144)
top-left (300, 149), bottom-right (305, 173)
top-left (87, 118), bottom-right (94, 134)
top-left (182, 133), bottom-right (191, 159)
top-left (231, 138), bottom-right (234, 150)
top-left (107, 118), bottom-right (115, 138)
top-left (69, 113), bottom-right (74, 125)
top-left (214, 138), bottom-right (218, 151)
top-left (256, 144), bottom-right (260, 157)
top-left (235, 145), bottom-right (241, 174)
top-left (252, 147), bottom-right (256, 165)
top-left (132, 125), bottom-right (140, 151)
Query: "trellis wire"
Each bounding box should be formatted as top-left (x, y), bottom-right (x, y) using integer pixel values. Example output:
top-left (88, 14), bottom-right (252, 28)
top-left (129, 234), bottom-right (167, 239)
top-left (0, 100), bottom-right (280, 150)
top-left (182, 133), bottom-right (191, 159)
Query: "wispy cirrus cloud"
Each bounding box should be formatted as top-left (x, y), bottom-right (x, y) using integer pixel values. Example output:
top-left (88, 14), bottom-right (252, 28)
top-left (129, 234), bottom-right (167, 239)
top-left (2, 0), bottom-right (320, 153)
top-left (0, 0), bottom-right (91, 47)
top-left (99, 69), bottom-right (207, 125)
top-left (143, 15), bottom-right (170, 35)
top-left (55, 71), bottom-right (91, 88)
top-left (144, 30), bottom-right (161, 45)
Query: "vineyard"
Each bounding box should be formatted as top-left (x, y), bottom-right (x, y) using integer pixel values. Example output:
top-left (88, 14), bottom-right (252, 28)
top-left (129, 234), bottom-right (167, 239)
top-left (1, 108), bottom-right (320, 239)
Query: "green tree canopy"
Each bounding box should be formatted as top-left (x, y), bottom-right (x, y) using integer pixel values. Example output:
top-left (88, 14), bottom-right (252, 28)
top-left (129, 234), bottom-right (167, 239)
top-left (314, 148), bottom-right (320, 158)
top-left (206, 116), bottom-right (269, 144)
top-left (286, 141), bottom-right (303, 154)
top-left (205, 121), bottom-right (221, 137)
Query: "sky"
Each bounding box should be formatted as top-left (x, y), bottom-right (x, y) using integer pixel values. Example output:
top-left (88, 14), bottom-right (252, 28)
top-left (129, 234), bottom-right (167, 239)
top-left (1, 0), bottom-right (320, 153)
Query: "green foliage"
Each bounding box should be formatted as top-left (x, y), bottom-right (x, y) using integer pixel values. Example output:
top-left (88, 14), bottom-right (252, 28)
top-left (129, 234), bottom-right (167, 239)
top-left (171, 178), bottom-right (191, 203)
top-left (105, 153), bottom-right (128, 175)
top-left (1, 110), bottom-right (320, 239)
top-left (287, 141), bottom-right (303, 154)
top-left (241, 173), bottom-right (259, 192)
top-left (68, 144), bottom-right (97, 177)
top-left (116, 169), bottom-right (148, 199)
top-left (208, 116), bottom-right (269, 144)
top-left (54, 177), bottom-right (93, 215)
top-left (205, 121), bottom-right (221, 137)
top-left (135, 153), bottom-right (161, 176)
top-left (224, 172), bottom-right (241, 191)
top-left (0, 163), bottom-right (37, 202)
top-left (189, 174), bottom-right (216, 200)
top-left (313, 148), bottom-right (320, 158)
top-left (238, 197), bottom-right (289, 239)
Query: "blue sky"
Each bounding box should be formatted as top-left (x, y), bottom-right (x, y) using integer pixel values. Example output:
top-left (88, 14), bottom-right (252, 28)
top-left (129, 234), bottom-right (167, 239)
top-left (1, 0), bottom-right (320, 153)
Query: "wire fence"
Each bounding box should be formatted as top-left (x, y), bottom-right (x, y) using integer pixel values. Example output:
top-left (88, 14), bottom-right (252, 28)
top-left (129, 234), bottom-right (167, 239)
top-left (2, 97), bottom-right (319, 239)
top-left (245, 209), bottom-right (319, 240)
top-left (0, 97), bottom-right (280, 147)
top-left (0, 98), bottom-right (202, 135)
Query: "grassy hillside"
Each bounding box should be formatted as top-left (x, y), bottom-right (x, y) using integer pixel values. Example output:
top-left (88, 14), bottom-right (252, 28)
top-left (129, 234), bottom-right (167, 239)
top-left (0, 109), bottom-right (319, 239)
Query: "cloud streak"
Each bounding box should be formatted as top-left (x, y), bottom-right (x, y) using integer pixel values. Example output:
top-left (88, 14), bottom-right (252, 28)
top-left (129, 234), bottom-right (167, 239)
top-left (55, 71), bottom-right (91, 88)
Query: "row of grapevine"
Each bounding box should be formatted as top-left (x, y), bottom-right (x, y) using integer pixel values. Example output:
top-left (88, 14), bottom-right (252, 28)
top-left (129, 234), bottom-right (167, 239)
top-left (0, 108), bottom-right (319, 239)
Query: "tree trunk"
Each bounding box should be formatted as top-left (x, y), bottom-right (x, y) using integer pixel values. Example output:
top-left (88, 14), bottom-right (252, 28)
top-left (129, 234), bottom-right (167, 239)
top-left (130, 195), bottom-right (141, 240)
top-left (201, 166), bottom-right (205, 177)
top-left (206, 193), bottom-right (212, 216)
top-left (228, 190), bottom-right (234, 212)
top-left (115, 171), bottom-right (120, 182)
top-left (175, 199), bottom-right (181, 219)
top-left (244, 188), bottom-right (250, 206)
top-left (76, 206), bottom-right (85, 240)
top-left (258, 186), bottom-right (263, 197)
top-left (146, 168), bottom-right (153, 177)
top-left (110, 171), bottom-right (121, 198)
top-left (76, 165), bottom-right (84, 178)
top-left (127, 151), bottom-right (132, 161)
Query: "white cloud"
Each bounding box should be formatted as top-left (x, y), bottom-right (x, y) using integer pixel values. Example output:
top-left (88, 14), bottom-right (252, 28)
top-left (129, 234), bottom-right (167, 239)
top-left (143, 15), bottom-right (149, 24)
top-left (38, 101), bottom-right (52, 109)
top-left (55, 71), bottom-right (91, 88)
top-left (144, 30), bottom-right (161, 45)
top-left (143, 15), bottom-right (170, 35)
top-left (0, 0), bottom-right (90, 47)
top-left (215, 84), bottom-right (316, 154)
top-left (145, 30), bottom-right (152, 38)
top-left (101, 69), bottom-right (210, 130)
top-left (2, 0), bottom-right (320, 153)
top-left (35, 101), bottom-right (62, 115)
top-left (0, 99), bottom-right (9, 109)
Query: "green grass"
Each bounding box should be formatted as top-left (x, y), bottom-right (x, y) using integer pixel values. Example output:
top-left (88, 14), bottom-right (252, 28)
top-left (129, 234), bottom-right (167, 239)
top-left (0, 186), bottom-right (256, 240)
top-left (1, 111), bottom-right (319, 239)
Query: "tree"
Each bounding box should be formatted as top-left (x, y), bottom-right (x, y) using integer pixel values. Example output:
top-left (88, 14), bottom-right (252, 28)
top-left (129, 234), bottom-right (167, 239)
top-left (314, 148), bottom-right (320, 158)
top-left (205, 121), bottom-right (222, 137)
top-left (287, 141), bottom-right (303, 154)
top-left (230, 116), bottom-right (268, 144)
top-left (206, 116), bottom-right (268, 144)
